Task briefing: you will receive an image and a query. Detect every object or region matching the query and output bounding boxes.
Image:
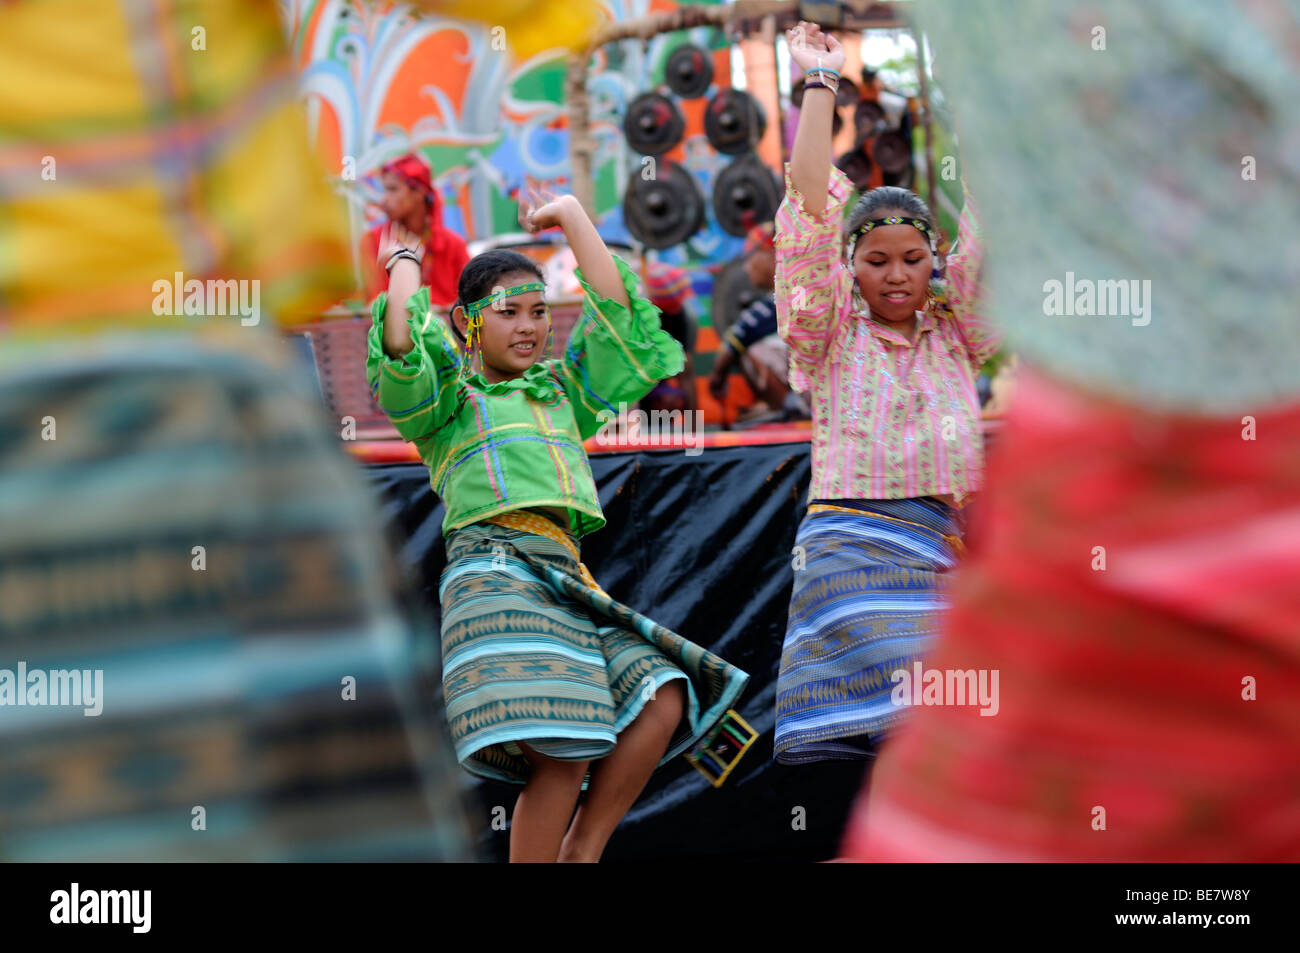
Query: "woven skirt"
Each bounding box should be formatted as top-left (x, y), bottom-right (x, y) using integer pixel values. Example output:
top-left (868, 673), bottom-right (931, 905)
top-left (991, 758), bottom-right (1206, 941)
top-left (438, 515), bottom-right (749, 784)
top-left (774, 498), bottom-right (963, 764)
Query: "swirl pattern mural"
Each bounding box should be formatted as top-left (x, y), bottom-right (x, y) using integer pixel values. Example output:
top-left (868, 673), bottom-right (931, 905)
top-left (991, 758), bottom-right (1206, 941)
top-left (279, 0), bottom-right (742, 298)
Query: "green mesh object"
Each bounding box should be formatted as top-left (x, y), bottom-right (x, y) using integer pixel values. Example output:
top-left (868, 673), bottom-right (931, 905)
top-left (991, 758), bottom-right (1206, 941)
top-left (917, 0), bottom-right (1300, 413)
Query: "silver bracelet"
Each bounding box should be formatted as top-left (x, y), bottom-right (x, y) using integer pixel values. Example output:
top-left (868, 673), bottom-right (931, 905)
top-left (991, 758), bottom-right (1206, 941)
top-left (385, 249), bottom-right (421, 272)
top-left (803, 69), bottom-right (840, 94)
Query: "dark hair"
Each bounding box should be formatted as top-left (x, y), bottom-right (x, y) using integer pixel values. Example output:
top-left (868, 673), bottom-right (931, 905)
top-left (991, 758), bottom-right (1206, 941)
top-left (844, 186), bottom-right (939, 253)
top-left (448, 249), bottom-right (545, 343)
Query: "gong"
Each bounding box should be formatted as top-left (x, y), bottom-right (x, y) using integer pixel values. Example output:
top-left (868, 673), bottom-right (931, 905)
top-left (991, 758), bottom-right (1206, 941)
top-left (883, 165), bottom-right (915, 188)
top-left (622, 161), bottom-right (705, 249)
top-left (711, 255), bottom-right (764, 338)
top-left (872, 129), bottom-right (912, 175)
top-left (665, 43), bottom-right (713, 98)
top-left (835, 146), bottom-right (874, 190)
top-left (853, 99), bottom-right (886, 143)
top-left (704, 88), bottom-right (767, 155)
top-left (623, 92), bottom-right (686, 156)
top-left (713, 153), bottom-right (781, 237)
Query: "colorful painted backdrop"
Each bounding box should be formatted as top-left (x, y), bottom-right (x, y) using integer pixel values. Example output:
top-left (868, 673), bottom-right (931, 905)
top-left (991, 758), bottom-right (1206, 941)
top-left (280, 0), bottom-right (746, 300)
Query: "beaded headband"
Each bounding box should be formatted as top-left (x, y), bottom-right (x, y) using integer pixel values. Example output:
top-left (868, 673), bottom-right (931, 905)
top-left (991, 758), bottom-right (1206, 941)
top-left (848, 215), bottom-right (934, 248)
top-left (844, 218), bottom-right (954, 317)
top-left (846, 215), bottom-right (938, 273)
top-left (461, 281), bottom-right (549, 371)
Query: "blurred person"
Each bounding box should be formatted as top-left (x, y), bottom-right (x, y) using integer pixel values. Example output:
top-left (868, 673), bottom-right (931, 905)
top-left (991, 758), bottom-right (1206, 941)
top-left (0, 0), bottom-right (476, 861)
top-left (980, 353), bottom-right (1019, 419)
top-left (359, 153), bottom-right (470, 308)
top-left (708, 227), bottom-right (810, 419)
top-left (367, 187), bottom-right (749, 862)
top-left (772, 22), bottom-right (1001, 765)
top-left (843, 0), bottom-right (1300, 861)
top-left (642, 260), bottom-right (699, 414)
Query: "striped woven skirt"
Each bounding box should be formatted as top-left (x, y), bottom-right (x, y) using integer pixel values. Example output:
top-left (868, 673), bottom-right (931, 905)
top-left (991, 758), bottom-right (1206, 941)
top-left (439, 511), bottom-right (750, 784)
top-left (774, 498), bottom-right (963, 764)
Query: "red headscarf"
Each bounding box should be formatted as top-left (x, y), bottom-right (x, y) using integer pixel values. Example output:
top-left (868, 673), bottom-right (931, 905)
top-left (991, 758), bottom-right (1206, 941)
top-left (381, 152), bottom-right (448, 256)
top-left (362, 152), bottom-right (469, 306)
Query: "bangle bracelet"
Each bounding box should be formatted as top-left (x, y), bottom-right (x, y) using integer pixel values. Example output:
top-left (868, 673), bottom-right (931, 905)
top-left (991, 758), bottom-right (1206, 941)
top-left (804, 70), bottom-right (840, 93)
top-left (385, 249), bottom-right (421, 272)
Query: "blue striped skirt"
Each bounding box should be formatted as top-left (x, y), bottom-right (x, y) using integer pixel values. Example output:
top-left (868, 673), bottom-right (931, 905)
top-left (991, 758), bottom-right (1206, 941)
top-left (439, 523), bottom-right (749, 784)
top-left (774, 498), bottom-right (963, 764)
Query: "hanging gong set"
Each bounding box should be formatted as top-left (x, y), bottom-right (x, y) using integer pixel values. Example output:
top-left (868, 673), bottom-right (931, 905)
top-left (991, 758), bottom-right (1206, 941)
top-left (853, 99), bottom-right (885, 141)
top-left (622, 42), bottom-right (780, 250)
top-left (619, 41), bottom-right (917, 250)
top-left (806, 65), bottom-right (917, 192)
top-left (623, 92), bottom-right (686, 156)
top-left (704, 88), bottom-right (767, 155)
top-left (622, 160), bottom-right (706, 250)
top-left (835, 147), bottom-right (874, 190)
top-left (665, 43), bottom-right (713, 98)
top-left (713, 154), bottom-right (781, 237)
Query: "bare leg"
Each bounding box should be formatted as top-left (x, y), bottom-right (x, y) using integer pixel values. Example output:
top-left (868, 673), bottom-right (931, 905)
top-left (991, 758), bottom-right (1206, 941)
top-left (510, 743), bottom-right (589, 863)
top-left (557, 679), bottom-right (686, 863)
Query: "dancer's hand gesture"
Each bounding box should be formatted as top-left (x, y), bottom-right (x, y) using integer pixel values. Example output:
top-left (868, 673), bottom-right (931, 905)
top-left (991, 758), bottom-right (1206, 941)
top-left (376, 222), bottom-right (425, 266)
top-left (787, 20), bottom-right (845, 76)
top-left (518, 177), bottom-right (575, 234)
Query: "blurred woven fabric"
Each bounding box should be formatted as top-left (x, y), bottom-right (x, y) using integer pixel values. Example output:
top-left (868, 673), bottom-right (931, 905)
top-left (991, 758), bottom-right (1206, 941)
top-left (845, 0), bottom-right (1300, 862)
top-left (0, 0), bottom-right (352, 333)
top-left (0, 0), bottom-right (476, 861)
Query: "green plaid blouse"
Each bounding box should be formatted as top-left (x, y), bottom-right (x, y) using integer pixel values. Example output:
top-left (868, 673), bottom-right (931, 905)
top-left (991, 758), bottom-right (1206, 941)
top-left (366, 255), bottom-right (684, 537)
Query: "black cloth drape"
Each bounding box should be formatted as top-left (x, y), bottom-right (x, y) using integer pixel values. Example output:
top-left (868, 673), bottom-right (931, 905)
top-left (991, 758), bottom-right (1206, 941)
top-left (365, 442), bottom-right (873, 862)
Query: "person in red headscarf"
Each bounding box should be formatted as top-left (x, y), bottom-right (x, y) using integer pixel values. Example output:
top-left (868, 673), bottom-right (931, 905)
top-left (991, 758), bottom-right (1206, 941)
top-left (359, 153), bottom-right (470, 308)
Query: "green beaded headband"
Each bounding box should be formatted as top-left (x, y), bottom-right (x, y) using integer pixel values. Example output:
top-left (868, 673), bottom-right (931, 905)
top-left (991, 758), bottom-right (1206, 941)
top-left (462, 281), bottom-right (548, 368)
top-left (464, 281), bottom-right (547, 320)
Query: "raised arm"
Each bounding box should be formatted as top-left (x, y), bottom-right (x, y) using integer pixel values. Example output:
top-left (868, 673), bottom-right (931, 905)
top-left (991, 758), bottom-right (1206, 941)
top-left (374, 223), bottom-right (428, 360)
top-left (520, 187), bottom-right (630, 315)
top-left (787, 22), bottom-right (844, 218)
top-left (942, 179), bottom-right (1002, 368)
top-left (365, 226), bottom-right (463, 441)
top-left (518, 187), bottom-right (683, 439)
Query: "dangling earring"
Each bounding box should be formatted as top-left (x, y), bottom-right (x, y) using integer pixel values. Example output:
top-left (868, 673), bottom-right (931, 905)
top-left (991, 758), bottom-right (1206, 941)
top-left (852, 283), bottom-right (868, 315)
top-left (847, 237), bottom-right (868, 314)
top-left (461, 307), bottom-right (483, 378)
top-left (543, 308), bottom-right (554, 359)
top-left (926, 240), bottom-right (951, 315)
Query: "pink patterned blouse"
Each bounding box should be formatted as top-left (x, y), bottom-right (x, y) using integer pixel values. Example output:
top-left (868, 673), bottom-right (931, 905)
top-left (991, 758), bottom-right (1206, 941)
top-left (774, 166), bottom-right (1001, 506)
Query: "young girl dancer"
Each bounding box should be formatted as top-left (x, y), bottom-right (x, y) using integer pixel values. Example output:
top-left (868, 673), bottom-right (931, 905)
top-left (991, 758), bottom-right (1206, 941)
top-left (773, 23), bottom-right (1001, 764)
top-left (367, 187), bottom-right (748, 861)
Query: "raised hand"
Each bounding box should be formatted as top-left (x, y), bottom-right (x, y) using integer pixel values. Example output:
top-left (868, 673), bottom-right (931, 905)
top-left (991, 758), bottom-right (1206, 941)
top-left (787, 20), bottom-right (845, 76)
top-left (376, 222), bottom-right (425, 266)
top-left (518, 177), bottom-right (575, 234)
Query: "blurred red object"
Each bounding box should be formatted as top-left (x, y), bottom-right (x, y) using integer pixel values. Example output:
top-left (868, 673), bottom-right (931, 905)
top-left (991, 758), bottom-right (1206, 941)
top-left (843, 367), bottom-right (1300, 862)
